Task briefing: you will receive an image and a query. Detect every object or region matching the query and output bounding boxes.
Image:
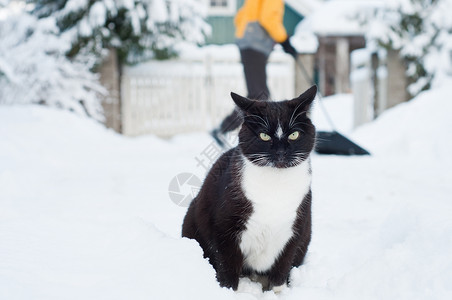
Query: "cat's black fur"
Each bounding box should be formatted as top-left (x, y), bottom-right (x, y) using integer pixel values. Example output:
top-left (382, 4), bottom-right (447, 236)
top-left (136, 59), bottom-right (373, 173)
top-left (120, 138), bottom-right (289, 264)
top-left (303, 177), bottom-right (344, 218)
top-left (182, 86), bottom-right (317, 291)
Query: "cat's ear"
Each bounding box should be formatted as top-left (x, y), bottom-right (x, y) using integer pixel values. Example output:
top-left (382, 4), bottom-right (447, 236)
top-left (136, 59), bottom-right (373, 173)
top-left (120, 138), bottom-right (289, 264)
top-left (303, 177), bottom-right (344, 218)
top-left (289, 85), bottom-right (317, 111)
top-left (230, 92), bottom-right (258, 113)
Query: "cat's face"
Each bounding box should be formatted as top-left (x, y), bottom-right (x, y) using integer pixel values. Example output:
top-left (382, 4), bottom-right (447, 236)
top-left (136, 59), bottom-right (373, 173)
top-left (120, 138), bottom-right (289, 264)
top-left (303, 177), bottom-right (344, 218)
top-left (231, 86), bottom-right (317, 169)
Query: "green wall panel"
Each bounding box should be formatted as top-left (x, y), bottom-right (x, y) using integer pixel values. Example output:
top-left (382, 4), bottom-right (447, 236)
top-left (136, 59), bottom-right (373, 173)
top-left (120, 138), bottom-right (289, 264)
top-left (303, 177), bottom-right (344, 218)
top-left (206, 16), bottom-right (236, 45)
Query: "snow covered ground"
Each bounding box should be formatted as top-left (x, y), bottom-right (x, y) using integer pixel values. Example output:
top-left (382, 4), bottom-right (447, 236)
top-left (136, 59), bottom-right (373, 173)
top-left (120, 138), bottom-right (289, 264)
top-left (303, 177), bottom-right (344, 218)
top-left (1, 87), bottom-right (451, 299)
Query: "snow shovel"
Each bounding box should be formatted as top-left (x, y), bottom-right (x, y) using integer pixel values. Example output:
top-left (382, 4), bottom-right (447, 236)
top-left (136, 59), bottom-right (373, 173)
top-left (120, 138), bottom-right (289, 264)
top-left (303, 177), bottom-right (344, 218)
top-left (295, 58), bottom-right (370, 155)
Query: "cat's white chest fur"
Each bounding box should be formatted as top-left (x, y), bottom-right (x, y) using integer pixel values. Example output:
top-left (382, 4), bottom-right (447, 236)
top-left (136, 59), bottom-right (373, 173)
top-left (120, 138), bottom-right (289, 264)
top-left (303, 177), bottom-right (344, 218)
top-left (239, 158), bottom-right (312, 272)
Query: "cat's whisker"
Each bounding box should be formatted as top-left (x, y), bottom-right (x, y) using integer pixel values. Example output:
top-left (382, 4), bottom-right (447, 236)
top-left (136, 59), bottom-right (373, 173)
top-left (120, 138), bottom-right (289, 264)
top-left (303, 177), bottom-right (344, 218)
top-left (289, 121), bottom-right (309, 130)
top-left (248, 157), bottom-right (269, 162)
top-left (250, 157), bottom-right (270, 165)
top-left (315, 137), bottom-right (329, 142)
top-left (246, 120), bottom-right (269, 128)
top-left (249, 156), bottom-right (266, 161)
top-left (245, 114), bottom-right (270, 129)
top-left (247, 153), bottom-right (270, 158)
top-left (289, 101), bottom-right (306, 128)
top-left (286, 152), bottom-right (310, 167)
top-left (289, 108), bottom-right (308, 128)
top-left (289, 112), bottom-right (308, 129)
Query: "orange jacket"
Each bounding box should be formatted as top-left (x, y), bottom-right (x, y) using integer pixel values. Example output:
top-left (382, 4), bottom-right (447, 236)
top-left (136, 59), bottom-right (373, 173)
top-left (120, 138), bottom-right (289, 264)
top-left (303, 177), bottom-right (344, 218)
top-left (234, 0), bottom-right (288, 43)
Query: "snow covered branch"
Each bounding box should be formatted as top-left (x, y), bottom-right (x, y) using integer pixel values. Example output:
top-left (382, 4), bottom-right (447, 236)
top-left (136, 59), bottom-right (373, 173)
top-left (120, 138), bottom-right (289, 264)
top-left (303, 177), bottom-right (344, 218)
top-left (364, 0), bottom-right (452, 95)
top-left (0, 5), bottom-right (105, 120)
top-left (1, 0), bottom-right (210, 121)
top-left (28, 0), bottom-right (211, 64)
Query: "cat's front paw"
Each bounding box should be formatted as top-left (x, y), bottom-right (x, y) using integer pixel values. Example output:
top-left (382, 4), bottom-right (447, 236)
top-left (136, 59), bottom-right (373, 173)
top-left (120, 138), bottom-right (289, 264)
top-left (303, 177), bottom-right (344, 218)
top-left (217, 272), bottom-right (240, 290)
top-left (272, 283), bottom-right (287, 294)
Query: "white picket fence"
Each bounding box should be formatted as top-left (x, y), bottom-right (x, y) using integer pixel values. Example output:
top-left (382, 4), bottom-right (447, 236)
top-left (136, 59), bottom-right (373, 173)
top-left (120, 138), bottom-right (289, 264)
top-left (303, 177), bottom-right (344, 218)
top-left (121, 54), bottom-right (294, 137)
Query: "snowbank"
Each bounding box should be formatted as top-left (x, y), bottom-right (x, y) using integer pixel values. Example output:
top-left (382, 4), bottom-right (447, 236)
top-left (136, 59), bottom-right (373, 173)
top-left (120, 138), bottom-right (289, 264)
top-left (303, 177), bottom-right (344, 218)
top-left (0, 106), bottom-right (232, 299)
top-left (1, 86), bottom-right (451, 299)
top-left (353, 85), bottom-right (452, 163)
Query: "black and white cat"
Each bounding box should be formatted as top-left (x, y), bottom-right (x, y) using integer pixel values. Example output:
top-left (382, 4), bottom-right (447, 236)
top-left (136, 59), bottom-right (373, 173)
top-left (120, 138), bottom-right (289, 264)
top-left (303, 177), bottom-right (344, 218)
top-left (182, 86), bottom-right (317, 292)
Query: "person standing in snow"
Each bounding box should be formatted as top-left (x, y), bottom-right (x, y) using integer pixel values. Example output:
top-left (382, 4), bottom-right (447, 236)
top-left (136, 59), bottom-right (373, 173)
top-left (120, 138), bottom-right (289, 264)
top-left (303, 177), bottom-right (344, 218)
top-left (211, 0), bottom-right (298, 146)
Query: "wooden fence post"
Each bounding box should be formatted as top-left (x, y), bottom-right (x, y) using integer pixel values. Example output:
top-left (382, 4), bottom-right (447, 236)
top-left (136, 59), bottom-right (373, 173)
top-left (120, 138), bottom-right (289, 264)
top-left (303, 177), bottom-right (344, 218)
top-left (335, 37), bottom-right (350, 94)
top-left (99, 48), bottom-right (122, 133)
top-left (350, 49), bottom-right (373, 128)
top-left (385, 49), bottom-right (409, 109)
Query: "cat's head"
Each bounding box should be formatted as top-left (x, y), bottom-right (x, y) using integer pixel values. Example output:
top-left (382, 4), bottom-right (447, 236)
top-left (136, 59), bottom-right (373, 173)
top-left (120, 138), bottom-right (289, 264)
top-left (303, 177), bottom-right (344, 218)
top-left (231, 85), bottom-right (317, 169)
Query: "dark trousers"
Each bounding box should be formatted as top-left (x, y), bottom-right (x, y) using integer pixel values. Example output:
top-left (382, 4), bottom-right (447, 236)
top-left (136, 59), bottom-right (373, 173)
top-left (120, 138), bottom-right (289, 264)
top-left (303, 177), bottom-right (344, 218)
top-left (219, 48), bottom-right (270, 133)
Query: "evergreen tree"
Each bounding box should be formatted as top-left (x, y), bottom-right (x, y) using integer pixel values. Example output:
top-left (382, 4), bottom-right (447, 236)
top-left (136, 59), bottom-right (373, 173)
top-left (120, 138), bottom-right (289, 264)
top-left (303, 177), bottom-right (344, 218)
top-left (1, 1), bottom-right (208, 120)
top-left (28, 0), bottom-right (210, 64)
top-left (0, 4), bottom-right (104, 120)
top-left (366, 0), bottom-right (452, 95)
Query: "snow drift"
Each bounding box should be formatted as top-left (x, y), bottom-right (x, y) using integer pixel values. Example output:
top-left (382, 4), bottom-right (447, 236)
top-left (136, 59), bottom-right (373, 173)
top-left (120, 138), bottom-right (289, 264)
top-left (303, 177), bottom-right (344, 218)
top-left (0, 86), bottom-right (451, 299)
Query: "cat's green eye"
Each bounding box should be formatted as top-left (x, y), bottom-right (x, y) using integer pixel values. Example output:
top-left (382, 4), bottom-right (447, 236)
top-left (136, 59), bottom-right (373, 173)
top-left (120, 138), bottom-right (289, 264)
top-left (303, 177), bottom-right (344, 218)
top-left (288, 131), bottom-right (300, 141)
top-left (259, 133), bottom-right (271, 141)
